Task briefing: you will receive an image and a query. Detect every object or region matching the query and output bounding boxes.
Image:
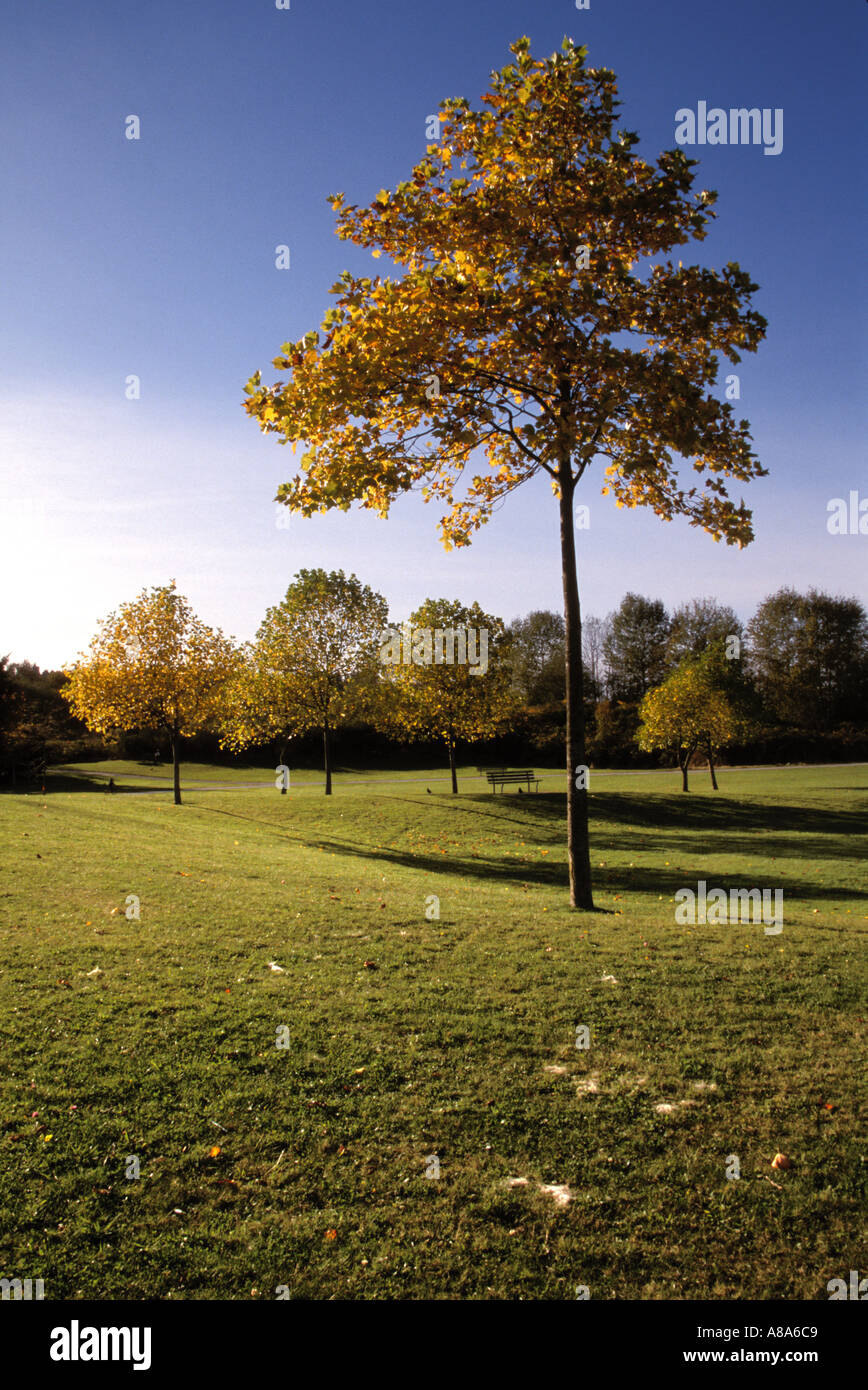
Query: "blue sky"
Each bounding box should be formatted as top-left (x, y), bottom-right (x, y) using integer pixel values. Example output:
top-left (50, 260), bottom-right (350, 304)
top-left (1, 0), bottom-right (865, 668)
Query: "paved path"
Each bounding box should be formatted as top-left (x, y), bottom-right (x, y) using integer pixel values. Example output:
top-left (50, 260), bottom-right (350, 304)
top-left (47, 762), bottom-right (868, 794)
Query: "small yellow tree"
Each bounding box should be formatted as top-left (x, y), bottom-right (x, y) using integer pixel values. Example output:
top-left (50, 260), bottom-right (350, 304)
top-left (637, 659), bottom-right (744, 791)
top-left (62, 582), bottom-right (237, 804)
top-left (377, 599), bottom-right (516, 792)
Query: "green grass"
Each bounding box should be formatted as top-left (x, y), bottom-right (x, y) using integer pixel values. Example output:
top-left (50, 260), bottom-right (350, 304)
top-left (1, 762), bottom-right (865, 1300)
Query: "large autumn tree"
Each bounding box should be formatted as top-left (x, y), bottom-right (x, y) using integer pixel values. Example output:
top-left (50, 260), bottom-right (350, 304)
top-left (377, 598), bottom-right (515, 792)
top-left (221, 569), bottom-right (387, 794)
top-left (242, 36), bottom-right (767, 907)
top-left (62, 582), bottom-right (237, 804)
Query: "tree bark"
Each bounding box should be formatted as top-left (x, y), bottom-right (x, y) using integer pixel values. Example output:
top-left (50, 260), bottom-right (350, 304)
top-left (171, 732), bottom-right (182, 805)
top-left (323, 720), bottom-right (332, 796)
top-left (557, 457), bottom-right (594, 910)
top-left (448, 737), bottom-right (458, 794)
top-left (707, 742), bottom-right (719, 790)
top-left (679, 746), bottom-right (695, 792)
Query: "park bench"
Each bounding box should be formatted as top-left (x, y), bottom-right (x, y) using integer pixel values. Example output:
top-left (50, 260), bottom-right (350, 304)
top-left (483, 768), bottom-right (540, 793)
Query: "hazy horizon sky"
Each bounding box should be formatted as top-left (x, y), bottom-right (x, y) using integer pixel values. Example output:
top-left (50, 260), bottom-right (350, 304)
top-left (1, 0), bottom-right (865, 670)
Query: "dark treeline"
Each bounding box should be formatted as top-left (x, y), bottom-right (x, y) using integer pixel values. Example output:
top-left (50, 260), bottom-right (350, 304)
top-left (578, 588), bottom-right (868, 767)
top-left (2, 585), bottom-right (867, 784)
top-left (498, 587), bottom-right (868, 768)
top-left (0, 658), bottom-right (102, 785)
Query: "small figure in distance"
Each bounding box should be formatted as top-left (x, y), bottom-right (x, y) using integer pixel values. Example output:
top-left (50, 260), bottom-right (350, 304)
top-left (107, 777), bottom-right (116, 793)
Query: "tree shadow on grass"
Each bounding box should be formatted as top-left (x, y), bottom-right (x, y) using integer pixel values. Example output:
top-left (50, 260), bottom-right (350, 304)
top-left (186, 789), bottom-right (866, 900)
top-left (33, 769), bottom-right (168, 794)
top-left (299, 833), bottom-right (868, 906)
top-left (500, 790), bottom-right (868, 864)
top-left (588, 792), bottom-right (868, 865)
top-left (2, 770), bottom-right (129, 795)
top-left (589, 790), bottom-right (867, 837)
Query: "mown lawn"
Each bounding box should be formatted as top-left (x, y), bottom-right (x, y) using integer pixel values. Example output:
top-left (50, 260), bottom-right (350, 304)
top-left (0, 763), bottom-right (865, 1299)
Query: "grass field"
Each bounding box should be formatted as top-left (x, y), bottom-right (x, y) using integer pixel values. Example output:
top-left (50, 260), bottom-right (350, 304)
top-left (0, 761), bottom-right (865, 1300)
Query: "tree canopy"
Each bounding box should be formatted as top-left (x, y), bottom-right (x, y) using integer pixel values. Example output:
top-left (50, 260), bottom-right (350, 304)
top-left (603, 593), bottom-right (671, 702)
top-left (62, 583), bottom-right (236, 804)
top-left (376, 598), bottom-right (515, 793)
top-left (746, 588), bottom-right (868, 731)
top-left (666, 597), bottom-right (742, 666)
top-left (506, 610), bottom-right (566, 705)
top-left (637, 644), bottom-right (754, 790)
top-left (221, 569), bottom-right (387, 794)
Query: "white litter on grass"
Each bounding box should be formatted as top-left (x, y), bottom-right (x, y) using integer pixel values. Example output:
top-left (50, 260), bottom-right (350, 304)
top-left (86, 967), bottom-right (103, 977)
top-left (691, 1081), bottom-right (718, 1092)
top-left (505, 1176), bottom-right (572, 1208)
top-left (538, 1183), bottom-right (572, 1208)
top-left (600, 974), bottom-right (619, 984)
top-left (267, 961), bottom-right (286, 974)
top-left (543, 1065), bottom-right (568, 1076)
top-left (655, 1102), bottom-right (676, 1114)
top-left (575, 1073), bottom-right (600, 1095)
top-left (655, 1099), bottom-right (700, 1114)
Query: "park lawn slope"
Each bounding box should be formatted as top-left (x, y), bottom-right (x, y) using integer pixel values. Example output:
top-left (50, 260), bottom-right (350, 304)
top-left (0, 764), bottom-right (865, 1299)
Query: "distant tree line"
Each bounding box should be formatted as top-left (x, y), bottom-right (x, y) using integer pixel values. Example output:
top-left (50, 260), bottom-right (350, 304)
top-left (0, 658), bottom-right (99, 786)
top-left (2, 582), bottom-right (866, 792)
top-left (486, 588), bottom-right (868, 771)
top-left (577, 589), bottom-right (868, 769)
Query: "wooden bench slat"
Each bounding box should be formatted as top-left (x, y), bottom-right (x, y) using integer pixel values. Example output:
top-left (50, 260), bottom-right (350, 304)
top-left (483, 768), bottom-right (541, 792)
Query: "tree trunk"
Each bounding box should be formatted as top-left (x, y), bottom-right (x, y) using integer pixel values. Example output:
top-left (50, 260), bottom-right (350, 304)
top-left (323, 721), bottom-right (332, 796)
top-left (679, 750), bottom-right (690, 793)
top-left (448, 737), bottom-right (458, 794)
top-left (557, 457), bottom-right (594, 910)
top-left (707, 742), bottom-right (719, 790)
top-left (171, 732), bottom-right (182, 805)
